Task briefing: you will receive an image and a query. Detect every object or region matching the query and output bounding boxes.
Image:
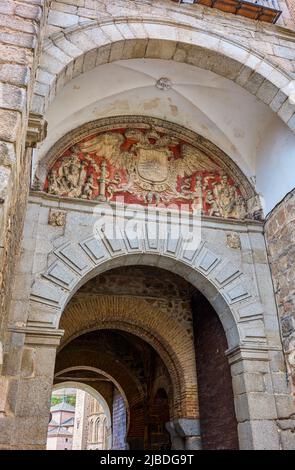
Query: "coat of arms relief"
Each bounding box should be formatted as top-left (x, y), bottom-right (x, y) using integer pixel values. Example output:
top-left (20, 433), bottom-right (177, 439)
top-left (44, 126), bottom-right (262, 221)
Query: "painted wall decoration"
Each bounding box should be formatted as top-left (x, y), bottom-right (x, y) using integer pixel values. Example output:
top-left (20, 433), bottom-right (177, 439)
top-left (44, 126), bottom-right (262, 220)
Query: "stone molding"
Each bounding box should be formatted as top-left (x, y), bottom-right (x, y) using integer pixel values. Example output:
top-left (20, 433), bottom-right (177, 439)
top-left (7, 326), bottom-right (64, 347)
top-left (226, 344), bottom-right (277, 364)
top-left (166, 419), bottom-right (202, 450)
top-left (26, 113), bottom-right (48, 148)
top-left (28, 191), bottom-right (265, 230)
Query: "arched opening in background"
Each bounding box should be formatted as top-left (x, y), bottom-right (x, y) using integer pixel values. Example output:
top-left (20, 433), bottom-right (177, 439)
top-left (51, 265), bottom-right (239, 450)
top-left (55, 328), bottom-right (174, 450)
top-left (47, 383), bottom-right (112, 450)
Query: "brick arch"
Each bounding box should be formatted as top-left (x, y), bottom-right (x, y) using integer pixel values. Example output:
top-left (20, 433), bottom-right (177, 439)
top-left (55, 366), bottom-right (130, 431)
top-left (58, 299), bottom-right (195, 420)
top-left (55, 366), bottom-right (128, 407)
top-left (55, 344), bottom-right (145, 414)
top-left (33, 18), bottom-right (295, 131)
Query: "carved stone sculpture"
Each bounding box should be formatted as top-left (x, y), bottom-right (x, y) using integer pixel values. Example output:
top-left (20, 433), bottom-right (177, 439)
top-left (48, 210), bottom-right (66, 227)
top-left (81, 174), bottom-right (97, 199)
top-left (44, 124), bottom-right (261, 221)
top-left (226, 232), bottom-right (241, 250)
top-left (246, 195), bottom-right (263, 220)
top-left (156, 77), bottom-right (172, 91)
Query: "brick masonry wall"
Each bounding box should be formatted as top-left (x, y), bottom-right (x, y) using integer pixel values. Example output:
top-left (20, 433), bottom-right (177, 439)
top-left (112, 388), bottom-right (127, 450)
top-left (74, 266), bottom-right (195, 337)
top-left (265, 188), bottom-right (295, 395)
top-left (0, 0), bottom-right (48, 347)
top-left (193, 293), bottom-right (239, 450)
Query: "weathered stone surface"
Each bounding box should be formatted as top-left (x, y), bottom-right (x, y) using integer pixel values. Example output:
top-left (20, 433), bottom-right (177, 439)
top-left (234, 392), bottom-right (278, 421)
top-left (0, 377), bottom-right (9, 412)
top-left (48, 9), bottom-right (79, 28)
top-left (12, 415), bottom-right (49, 446)
top-left (265, 188), bottom-right (295, 395)
top-left (15, 3), bottom-right (42, 21)
top-left (0, 14), bottom-right (37, 35)
top-left (0, 415), bottom-right (13, 445)
top-left (0, 83), bottom-right (26, 111)
top-left (280, 429), bottom-right (295, 449)
top-left (15, 377), bottom-right (52, 417)
top-left (20, 347), bottom-right (35, 378)
top-left (0, 109), bottom-right (21, 142)
top-left (174, 418), bottom-right (201, 437)
top-left (232, 373), bottom-right (265, 395)
top-left (238, 420), bottom-right (280, 450)
top-left (0, 64), bottom-right (30, 86)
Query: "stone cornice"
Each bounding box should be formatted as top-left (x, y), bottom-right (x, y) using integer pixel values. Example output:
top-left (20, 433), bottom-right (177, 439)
top-left (8, 325), bottom-right (64, 347)
top-left (27, 190), bottom-right (265, 232)
top-left (226, 344), bottom-right (281, 363)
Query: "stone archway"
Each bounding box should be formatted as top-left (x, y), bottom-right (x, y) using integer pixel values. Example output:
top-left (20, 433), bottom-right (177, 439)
top-left (28, 229), bottom-right (265, 350)
top-left (5, 211), bottom-right (289, 449)
top-left (53, 375), bottom-right (125, 424)
top-left (54, 325), bottom-right (179, 450)
top-left (33, 18), bottom-right (295, 132)
top-left (54, 367), bottom-right (130, 449)
top-left (3, 111), bottom-right (291, 450)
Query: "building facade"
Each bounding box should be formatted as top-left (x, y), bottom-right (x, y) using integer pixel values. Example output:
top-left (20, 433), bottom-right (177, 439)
top-left (47, 395), bottom-right (75, 450)
top-left (72, 388), bottom-right (112, 450)
top-left (47, 387), bottom-right (112, 450)
top-left (0, 0), bottom-right (295, 450)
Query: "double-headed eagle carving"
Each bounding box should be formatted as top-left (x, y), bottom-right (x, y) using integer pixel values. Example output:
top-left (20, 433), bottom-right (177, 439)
top-left (78, 127), bottom-right (220, 202)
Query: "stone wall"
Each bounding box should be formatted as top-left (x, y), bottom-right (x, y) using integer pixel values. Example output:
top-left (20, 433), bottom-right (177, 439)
top-left (265, 188), bottom-right (295, 397)
top-left (0, 0), bottom-right (295, 450)
top-left (44, 0), bottom-right (295, 39)
top-left (0, 0), bottom-right (48, 352)
top-left (2, 189), bottom-right (295, 448)
top-left (72, 265), bottom-right (195, 337)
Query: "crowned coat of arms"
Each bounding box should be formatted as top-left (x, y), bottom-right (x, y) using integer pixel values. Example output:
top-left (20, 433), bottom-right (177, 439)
top-left (44, 124), bottom-right (260, 220)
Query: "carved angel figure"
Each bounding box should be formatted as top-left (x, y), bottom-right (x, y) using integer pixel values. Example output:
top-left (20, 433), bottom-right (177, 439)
top-left (47, 168), bottom-right (60, 195)
top-left (59, 156), bottom-right (87, 197)
top-left (79, 133), bottom-right (125, 160)
top-left (81, 174), bottom-right (97, 199)
top-left (205, 190), bottom-right (221, 217)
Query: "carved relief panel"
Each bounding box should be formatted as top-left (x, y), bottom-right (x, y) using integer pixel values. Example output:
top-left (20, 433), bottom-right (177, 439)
top-left (43, 120), bottom-right (262, 221)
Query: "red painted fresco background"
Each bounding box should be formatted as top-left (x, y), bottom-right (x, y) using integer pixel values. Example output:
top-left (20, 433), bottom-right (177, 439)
top-left (44, 128), bottom-right (242, 214)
